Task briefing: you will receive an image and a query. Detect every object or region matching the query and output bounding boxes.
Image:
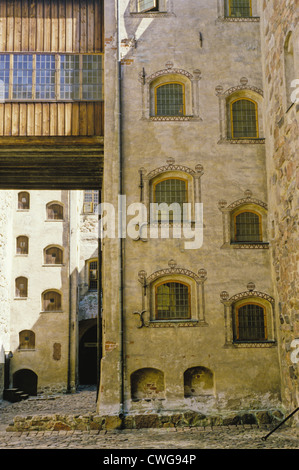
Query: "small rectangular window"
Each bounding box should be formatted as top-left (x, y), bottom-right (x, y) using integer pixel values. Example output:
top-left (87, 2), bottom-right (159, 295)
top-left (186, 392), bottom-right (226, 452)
top-left (138, 0), bottom-right (159, 13)
top-left (226, 0), bottom-right (252, 18)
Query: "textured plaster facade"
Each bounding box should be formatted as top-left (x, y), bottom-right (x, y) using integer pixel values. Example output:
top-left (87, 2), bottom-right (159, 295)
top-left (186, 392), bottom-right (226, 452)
top-left (98, 0), bottom-right (283, 418)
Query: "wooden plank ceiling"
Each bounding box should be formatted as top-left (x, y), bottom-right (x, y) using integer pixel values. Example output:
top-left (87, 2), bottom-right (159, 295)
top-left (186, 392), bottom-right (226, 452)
top-left (0, 137), bottom-right (103, 189)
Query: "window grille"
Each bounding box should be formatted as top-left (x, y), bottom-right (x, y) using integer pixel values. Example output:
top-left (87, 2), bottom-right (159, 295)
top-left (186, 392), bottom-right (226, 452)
top-left (43, 291), bottom-right (61, 311)
top-left (231, 99), bottom-right (258, 138)
top-left (15, 277), bottom-right (28, 298)
top-left (227, 0), bottom-right (252, 17)
top-left (47, 203), bottom-right (64, 220)
top-left (156, 83), bottom-right (185, 116)
top-left (45, 247), bottom-right (63, 265)
top-left (235, 304), bottom-right (267, 341)
top-left (234, 211), bottom-right (261, 242)
top-left (156, 282), bottom-right (190, 319)
top-left (89, 260), bottom-right (98, 290)
top-left (154, 178), bottom-right (187, 222)
top-left (18, 192), bottom-right (30, 210)
top-left (16, 236), bottom-right (29, 255)
top-left (83, 190), bottom-right (99, 213)
top-left (138, 0), bottom-right (159, 12)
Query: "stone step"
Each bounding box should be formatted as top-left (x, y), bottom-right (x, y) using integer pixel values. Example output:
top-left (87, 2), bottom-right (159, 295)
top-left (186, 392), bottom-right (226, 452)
top-left (3, 388), bottom-right (29, 402)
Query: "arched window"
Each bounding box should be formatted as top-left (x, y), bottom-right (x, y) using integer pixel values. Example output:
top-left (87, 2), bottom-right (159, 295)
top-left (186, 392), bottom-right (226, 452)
top-left (235, 303), bottom-right (267, 341)
top-left (42, 291), bottom-right (62, 311)
top-left (15, 277), bottom-right (28, 298)
top-left (155, 82), bottom-right (185, 116)
top-left (88, 259), bottom-right (98, 290)
top-left (226, 0), bottom-right (252, 17)
top-left (231, 99), bottom-right (258, 139)
top-left (234, 211), bottom-right (262, 242)
top-left (284, 32), bottom-right (295, 110)
top-left (18, 192), bottom-right (30, 210)
top-left (19, 330), bottom-right (35, 350)
top-left (16, 236), bottom-right (29, 255)
top-left (155, 281), bottom-right (190, 320)
top-left (46, 202), bottom-right (64, 220)
top-left (153, 178), bottom-right (188, 222)
top-left (44, 246), bottom-right (63, 265)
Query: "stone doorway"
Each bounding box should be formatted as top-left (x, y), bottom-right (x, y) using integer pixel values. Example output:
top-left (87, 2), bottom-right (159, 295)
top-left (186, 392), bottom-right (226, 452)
top-left (79, 324), bottom-right (98, 385)
top-left (13, 369), bottom-right (38, 396)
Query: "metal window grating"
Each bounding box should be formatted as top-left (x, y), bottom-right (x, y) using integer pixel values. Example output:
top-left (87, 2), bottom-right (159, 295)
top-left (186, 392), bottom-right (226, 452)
top-left (236, 304), bottom-right (266, 341)
top-left (231, 99), bottom-right (257, 138)
top-left (156, 282), bottom-right (190, 319)
top-left (154, 178), bottom-right (187, 222)
top-left (235, 211), bottom-right (261, 242)
top-left (89, 260), bottom-right (98, 290)
top-left (228, 0), bottom-right (251, 17)
top-left (156, 83), bottom-right (184, 116)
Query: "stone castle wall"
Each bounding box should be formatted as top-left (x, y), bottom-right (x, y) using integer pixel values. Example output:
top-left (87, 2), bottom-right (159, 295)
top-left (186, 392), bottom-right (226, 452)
top-left (260, 1), bottom-right (299, 415)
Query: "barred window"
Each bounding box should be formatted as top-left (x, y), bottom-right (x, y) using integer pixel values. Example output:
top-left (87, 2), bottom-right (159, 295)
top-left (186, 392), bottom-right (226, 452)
top-left (88, 260), bottom-right (98, 290)
top-left (19, 330), bottom-right (35, 350)
top-left (156, 83), bottom-right (185, 116)
top-left (15, 277), bottom-right (28, 298)
top-left (235, 304), bottom-right (267, 341)
top-left (42, 291), bottom-right (62, 311)
top-left (0, 54), bottom-right (10, 100)
top-left (83, 190), bottom-right (99, 213)
top-left (138, 0), bottom-right (159, 12)
top-left (231, 99), bottom-right (258, 138)
top-left (45, 247), bottom-right (63, 265)
top-left (156, 282), bottom-right (190, 320)
top-left (234, 211), bottom-right (261, 242)
top-left (18, 192), bottom-right (30, 210)
top-left (16, 236), bottom-right (29, 255)
top-left (154, 178), bottom-right (188, 222)
top-left (226, 0), bottom-right (252, 17)
top-left (46, 203), bottom-right (64, 220)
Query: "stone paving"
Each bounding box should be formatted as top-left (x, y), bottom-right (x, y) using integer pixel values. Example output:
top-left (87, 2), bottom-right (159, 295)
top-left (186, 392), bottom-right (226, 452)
top-left (0, 386), bottom-right (298, 449)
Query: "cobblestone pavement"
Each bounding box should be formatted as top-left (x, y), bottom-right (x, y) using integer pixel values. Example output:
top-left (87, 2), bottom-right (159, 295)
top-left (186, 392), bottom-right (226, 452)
top-left (0, 386), bottom-right (298, 450)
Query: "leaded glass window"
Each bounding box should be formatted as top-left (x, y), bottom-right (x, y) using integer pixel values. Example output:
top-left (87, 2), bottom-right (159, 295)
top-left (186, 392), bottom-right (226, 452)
top-left (156, 282), bottom-right (190, 320)
top-left (138, 0), bottom-right (158, 12)
top-left (83, 190), bottom-right (99, 213)
top-left (82, 55), bottom-right (103, 100)
top-left (231, 99), bottom-right (258, 138)
top-left (13, 55), bottom-right (33, 99)
top-left (0, 54), bottom-right (10, 100)
top-left (234, 211), bottom-right (261, 242)
top-left (36, 55), bottom-right (56, 99)
top-left (156, 83), bottom-right (185, 116)
top-left (227, 0), bottom-right (252, 17)
top-left (235, 304), bottom-right (266, 341)
top-left (60, 55), bottom-right (80, 100)
top-left (154, 178), bottom-right (188, 222)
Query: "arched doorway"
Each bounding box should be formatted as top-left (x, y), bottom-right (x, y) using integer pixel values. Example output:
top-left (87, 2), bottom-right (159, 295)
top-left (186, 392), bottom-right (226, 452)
top-left (13, 369), bottom-right (38, 396)
top-left (79, 324), bottom-right (98, 385)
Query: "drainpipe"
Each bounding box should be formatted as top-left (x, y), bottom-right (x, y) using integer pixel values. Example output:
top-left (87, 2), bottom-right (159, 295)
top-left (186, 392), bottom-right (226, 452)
top-left (67, 190), bottom-right (72, 393)
top-left (117, 0), bottom-right (125, 421)
top-left (96, 189), bottom-right (102, 401)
